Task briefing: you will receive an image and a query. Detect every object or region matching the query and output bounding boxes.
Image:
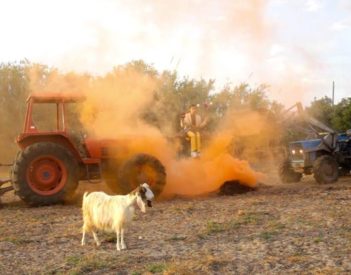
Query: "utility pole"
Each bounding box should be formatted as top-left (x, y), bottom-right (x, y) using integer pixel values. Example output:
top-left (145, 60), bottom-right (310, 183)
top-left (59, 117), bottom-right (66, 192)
top-left (332, 81), bottom-right (335, 105)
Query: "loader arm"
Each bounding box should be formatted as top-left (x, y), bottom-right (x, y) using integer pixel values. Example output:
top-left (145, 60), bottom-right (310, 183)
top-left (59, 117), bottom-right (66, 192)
top-left (295, 102), bottom-right (335, 134)
top-left (284, 102), bottom-right (337, 150)
top-left (283, 102), bottom-right (335, 134)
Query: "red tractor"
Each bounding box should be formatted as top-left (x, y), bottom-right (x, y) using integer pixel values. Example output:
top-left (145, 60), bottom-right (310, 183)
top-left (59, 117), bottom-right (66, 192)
top-left (8, 93), bottom-right (166, 205)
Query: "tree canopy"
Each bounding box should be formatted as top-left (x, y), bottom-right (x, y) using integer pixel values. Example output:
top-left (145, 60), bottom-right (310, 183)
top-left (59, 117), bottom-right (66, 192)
top-left (0, 59), bottom-right (350, 161)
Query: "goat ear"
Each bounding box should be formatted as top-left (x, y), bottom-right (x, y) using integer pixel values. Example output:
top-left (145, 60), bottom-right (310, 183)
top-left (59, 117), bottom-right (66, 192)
top-left (136, 195), bottom-right (146, 213)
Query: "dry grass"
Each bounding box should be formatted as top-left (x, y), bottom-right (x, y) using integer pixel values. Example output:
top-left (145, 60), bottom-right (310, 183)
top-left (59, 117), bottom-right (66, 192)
top-left (0, 177), bottom-right (351, 274)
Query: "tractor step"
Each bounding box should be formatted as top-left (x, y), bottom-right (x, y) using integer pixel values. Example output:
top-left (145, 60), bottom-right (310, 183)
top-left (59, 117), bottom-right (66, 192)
top-left (0, 186), bottom-right (13, 196)
top-left (0, 178), bottom-right (11, 186)
top-left (0, 163), bottom-right (12, 167)
top-left (85, 163), bottom-right (102, 184)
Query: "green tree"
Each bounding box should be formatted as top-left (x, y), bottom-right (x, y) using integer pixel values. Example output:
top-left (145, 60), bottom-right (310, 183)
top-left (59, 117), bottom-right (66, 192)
top-left (145, 71), bottom-right (215, 134)
top-left (210, 82), bottom-right (279, 119)
top-left (0, 60), bottom-right (31, 160)
top-left (306, 96), bottom-right (334, 128)
top-left (331, 98), bottom-right (351, 131)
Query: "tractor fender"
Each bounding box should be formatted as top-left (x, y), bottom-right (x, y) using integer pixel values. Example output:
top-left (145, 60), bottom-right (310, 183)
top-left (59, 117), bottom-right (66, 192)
top-left (305, 148), bottom-right (330, 158)
top-left (303, 149), bottom-right (331, 167)
top-left (315, 149), bottom-right (332, 158)
top-left (16, 133), bottom-right (84, 163)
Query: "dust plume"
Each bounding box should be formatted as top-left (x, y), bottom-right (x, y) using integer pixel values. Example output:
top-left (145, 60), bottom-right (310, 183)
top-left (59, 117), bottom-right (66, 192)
top-left (25, 59), bottom-right (268, 197)
top-left (23, 0), bottom-right (279, 196)
top-left (74, 68), bottom-right (261, 197)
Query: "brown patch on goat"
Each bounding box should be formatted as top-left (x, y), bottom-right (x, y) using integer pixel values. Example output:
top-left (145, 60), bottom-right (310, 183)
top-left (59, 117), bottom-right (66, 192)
top-left (140, 187), bottom-right (147, 200)
top-left (130, 186), bottom-right (147, 199)
top-left (130, 185), bottom-right (152, 207)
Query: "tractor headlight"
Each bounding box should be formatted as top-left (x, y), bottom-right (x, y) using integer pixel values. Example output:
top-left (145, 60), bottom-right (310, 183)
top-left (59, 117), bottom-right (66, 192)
top-left (291, 149), bottom-right (296, 155)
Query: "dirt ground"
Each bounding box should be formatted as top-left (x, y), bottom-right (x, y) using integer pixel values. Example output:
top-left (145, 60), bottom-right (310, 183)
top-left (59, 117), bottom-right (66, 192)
top-left (0, 172), bottom-right (350, 274)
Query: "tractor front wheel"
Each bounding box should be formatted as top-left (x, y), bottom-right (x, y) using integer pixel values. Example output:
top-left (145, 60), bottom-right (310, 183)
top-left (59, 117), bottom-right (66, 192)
top-left (313, 155), bottom-right (338, 184)
top-left (12, 142), bottom-right (79, 206)
top-left (279, 159), bottom-right (302, 183)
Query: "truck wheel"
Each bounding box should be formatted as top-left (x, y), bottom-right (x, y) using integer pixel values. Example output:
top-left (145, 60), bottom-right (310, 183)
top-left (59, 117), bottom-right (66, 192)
top-left (313, 155), bottom-right (338, 184)
top-left (279, 159), bottom-right (302, 183)
top-left (117, 154), bottom-right (166, 197)
top-left (12, 142), bottom-right (79, 206)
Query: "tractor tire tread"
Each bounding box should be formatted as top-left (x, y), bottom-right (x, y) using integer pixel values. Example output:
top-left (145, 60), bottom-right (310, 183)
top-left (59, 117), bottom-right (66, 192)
top-left (12, 142), bottom-right (79, 206)
top-left (313, 155), bottom-right (338, 184)
top-left (279, 159), bottom-right (302, 183)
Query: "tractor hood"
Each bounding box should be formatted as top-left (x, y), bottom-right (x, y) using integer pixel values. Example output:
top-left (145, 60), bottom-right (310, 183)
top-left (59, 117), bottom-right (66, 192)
top-left (337, 133), bottom-right (350, 142)
top-left (289, 139), bottom-right (322, 151)
top-left (289, 133), bottom-right (349, 151)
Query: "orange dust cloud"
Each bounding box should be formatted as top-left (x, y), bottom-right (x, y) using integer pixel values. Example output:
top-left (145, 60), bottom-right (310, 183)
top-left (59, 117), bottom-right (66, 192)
top-left (77, 68), bottom-right (260, 196)
top-left (27, 65), bottom-right (264, 197)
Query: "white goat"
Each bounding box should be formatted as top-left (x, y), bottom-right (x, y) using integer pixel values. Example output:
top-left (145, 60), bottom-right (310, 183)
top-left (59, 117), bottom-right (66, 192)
top-left (81, 183), bottom-right (154, 251)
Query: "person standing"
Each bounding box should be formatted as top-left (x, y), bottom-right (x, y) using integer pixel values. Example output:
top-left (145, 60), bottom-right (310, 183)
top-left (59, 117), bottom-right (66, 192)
top-left (182, 104), bottom-right (208, 157)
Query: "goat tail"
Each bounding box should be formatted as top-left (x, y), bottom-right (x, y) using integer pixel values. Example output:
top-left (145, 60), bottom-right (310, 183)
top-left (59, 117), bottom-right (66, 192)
top-left (82, 192), bottom-right (89, 208)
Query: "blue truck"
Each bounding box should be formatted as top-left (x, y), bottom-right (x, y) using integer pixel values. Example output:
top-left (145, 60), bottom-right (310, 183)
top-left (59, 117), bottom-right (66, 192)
top-left (279, 103), bottom-right (351, 184)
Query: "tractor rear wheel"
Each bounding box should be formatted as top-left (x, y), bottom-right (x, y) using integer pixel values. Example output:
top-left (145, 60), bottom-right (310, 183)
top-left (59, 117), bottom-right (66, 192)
top-left (114, 154), bottom-right (166, 197)
top-left (313, 155), bottom-right (338, 184)
top-left (279, 159), bottom-right (302, 183)
top-left (12, 142), bottom-right (79, 206)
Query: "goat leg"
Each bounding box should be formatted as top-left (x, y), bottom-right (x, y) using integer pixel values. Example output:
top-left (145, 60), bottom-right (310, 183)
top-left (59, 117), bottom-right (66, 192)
top-left (121, 228), bottom-right (127, 250)
top-left (116, 229), bottom-right (121, 251)
top-left (92, 231), bottom-right (101, 247)
top-left (81, 224), bottom-right (87, 246)
top-left (81, 231), bottom-right (86, 246)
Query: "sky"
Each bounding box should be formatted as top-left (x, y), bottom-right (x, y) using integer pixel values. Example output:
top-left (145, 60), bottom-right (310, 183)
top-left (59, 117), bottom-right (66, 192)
top-left (0, 0), bottom-right (350, 106)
